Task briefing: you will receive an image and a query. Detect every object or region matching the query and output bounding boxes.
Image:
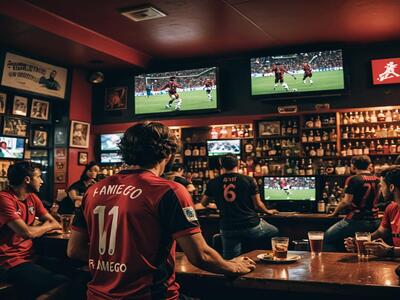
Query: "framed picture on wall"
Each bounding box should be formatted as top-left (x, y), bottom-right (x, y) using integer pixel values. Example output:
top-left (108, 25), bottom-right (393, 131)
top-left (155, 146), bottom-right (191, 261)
top-left (12, 96), bottom-right (28, 117)
top-left (69, 120), bottom-right (90, 148)
top-left (78, 152), bottom-right (88, 165)
top-left (0, 93), bottom-right (6, 114)
top-left (30, 129), bottom-right (48, 148)
top-left (3, 117), bottom-right (29, 137)
top-left (105, 86), bottom-right (127, 111)
top-left (30, 99), bottom-right (49, 120)
top-left (258, 120), bottom-right (281, 136)
top-left (54, 126), bottom-right (68, 146)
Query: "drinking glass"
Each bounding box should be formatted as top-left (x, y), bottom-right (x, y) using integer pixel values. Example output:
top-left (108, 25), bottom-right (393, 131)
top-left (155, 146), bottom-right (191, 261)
top-left (308, 231), bottom-right (324, 256)
top-left (271, 237), bottom-right (289, 260)
top-left (355, 232), bottom-right (371, 258)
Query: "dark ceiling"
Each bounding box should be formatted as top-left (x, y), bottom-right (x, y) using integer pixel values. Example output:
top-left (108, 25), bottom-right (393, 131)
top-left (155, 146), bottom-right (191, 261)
top-left (1, 0), bottom-right (400, 70)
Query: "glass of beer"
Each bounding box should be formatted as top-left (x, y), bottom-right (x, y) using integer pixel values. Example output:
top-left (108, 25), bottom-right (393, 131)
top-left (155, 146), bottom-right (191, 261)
top-left (60, 214), bottom-right (74, 234)
top-left (308, 231), bottom-right (324, 256)
top-left (271, 237), bottom-right (289, 260)
top-left (355, 232), bottom-right (371, 258)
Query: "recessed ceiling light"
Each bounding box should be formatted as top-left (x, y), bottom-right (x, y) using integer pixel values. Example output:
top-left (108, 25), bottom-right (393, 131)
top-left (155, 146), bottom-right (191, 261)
top-left (120, 6), bottom-right (167, 22)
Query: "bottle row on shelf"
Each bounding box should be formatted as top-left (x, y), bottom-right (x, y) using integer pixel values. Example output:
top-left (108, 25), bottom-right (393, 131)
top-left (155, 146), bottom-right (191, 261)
top-left (301, 129), bottom-right (337, 143)
top-left (210, 124), bottom-right (254, 139)
top-left (184, 145), bottom-right (207, 157)
top-left (341, 109), bottom-right (400, 125)
top-left (340, 140), bottom-right (400, 156)
top-left (341, 124), bottom-right (400, 139)
top-left (304, 115), bottom-right (336, 129)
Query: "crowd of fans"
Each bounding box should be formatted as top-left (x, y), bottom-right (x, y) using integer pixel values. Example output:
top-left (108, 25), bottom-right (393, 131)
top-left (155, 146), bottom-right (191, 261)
top-left (135, 68), bottom-right (216, 93)
top-left (251, 50), bottom-right (343, 75)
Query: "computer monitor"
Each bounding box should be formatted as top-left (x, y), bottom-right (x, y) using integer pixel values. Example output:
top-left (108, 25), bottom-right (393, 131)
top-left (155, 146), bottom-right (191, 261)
top-left (206, 139), bottom-right (241, 156)
top-left (263, 176), bottom-right (316, 201)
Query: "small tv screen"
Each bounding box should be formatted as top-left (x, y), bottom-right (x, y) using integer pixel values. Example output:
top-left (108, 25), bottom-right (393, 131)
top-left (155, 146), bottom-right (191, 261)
top-left (207, 139), bottom-right (241, 156)
top-left (134, 67), bottom-right (218, 115)
top-left (100, 152), bottom-right (123, 164)
top-left (251, 49), bottom-right (344, 97)
top-left (263, 176), bottom-right (316, 201)
top-left (0, 136), bottom-right (25, 159)
top-left (100, 133), bottom-right (123, 151)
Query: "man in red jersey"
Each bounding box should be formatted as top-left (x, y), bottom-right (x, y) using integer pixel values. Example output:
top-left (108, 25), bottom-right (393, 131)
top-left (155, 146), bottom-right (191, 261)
top-left (68, 122), bottom-right (256, 300)
top-left (162, 76), bottom-right (184, 110)
top-left (345, 166), bottom-right (400, 258)
top-left (203, 78), bottom-right (213, 101)
top-left (0, 161), bottom-right (66, 299)
top-left (302, 63), bottom-right (313, 85)
top-left (265, 63), bottom-right (295, 91)
top-left (324, 156), bottom-right (381, 251)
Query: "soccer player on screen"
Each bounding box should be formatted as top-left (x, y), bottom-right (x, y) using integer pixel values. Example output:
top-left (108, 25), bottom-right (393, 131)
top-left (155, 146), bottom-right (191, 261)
top-left (303, 63), bottom-right (313, 85)
top-left (204, 79), bottom-right (213, 101)
top-left (266, 63), bottom-right (295, 91)
top-left (162, 76), bottom-right (183, 110)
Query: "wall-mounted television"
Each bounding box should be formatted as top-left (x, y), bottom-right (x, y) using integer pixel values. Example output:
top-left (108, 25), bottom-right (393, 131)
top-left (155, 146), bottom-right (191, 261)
top-left (100, 133), bottom-right (123, 151)
top-left (251, 49), bottom-right (345, 99)
top-left (207, 139), bottom-right (241, 157)
top-left (0, 136), bottom-right (25, 159)
top-left (100, 152), bottom-right (123, 164)
top-left (134, 67), bottom-right (219, 116)
top-left (263, 176), bottom-right (316, 201)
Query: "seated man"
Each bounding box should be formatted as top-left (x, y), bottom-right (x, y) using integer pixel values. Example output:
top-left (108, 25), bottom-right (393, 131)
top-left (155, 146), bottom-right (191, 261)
top-left (0, 161), bottom-right (66, 299)
top-left (345, 166), bottom-right (400, 258)
top-left (164, 163), bottom-right (196, 194)
top-left (324, 156), bottom-right (381, 251)
top-left (201, 154), bottom-right (279, 259)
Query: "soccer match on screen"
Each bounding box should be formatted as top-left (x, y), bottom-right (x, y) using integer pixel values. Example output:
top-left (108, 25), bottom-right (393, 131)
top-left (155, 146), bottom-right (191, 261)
top-left (134, 67), bottom-right (218, 114)
top-left (251, 50), bottom-right (344, 95)
top-left (264, 177), bottom-right (316, 201)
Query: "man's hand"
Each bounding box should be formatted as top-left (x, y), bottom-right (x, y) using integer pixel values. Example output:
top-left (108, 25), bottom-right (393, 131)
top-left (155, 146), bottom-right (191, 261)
top-left (364, 238), bottom-right (392, 257)
top-left (46, 229), bottom-right (63, 235)
top-left (344, 237), bottom-right (356, 253)
top-left (266, 209), bottom-right (279, 215)
top-left (45, 220), bottom-right (62, 231)
top-left (229, 256), bottom-right (256, 275)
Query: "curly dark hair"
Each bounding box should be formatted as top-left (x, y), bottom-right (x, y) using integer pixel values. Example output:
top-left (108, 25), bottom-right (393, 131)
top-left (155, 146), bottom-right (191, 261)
top-left (378, 165), bottom-right (400, 189)
top-left (119, 122), bottom-right (178, 168)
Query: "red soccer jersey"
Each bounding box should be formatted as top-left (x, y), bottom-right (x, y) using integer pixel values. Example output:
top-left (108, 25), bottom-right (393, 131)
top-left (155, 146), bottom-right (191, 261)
top-left (0, 190), bottom-right (48, 269)
top-left (72, 169), bottom-right (201, 300)
top-left (161, 82), bottom-right (182, 94)
top-left (303, 64), bottom-right (312, 74)
top-left (381, 201), bottom-right (400, 247)
top-left (204, 80), bottom-right (213, 88)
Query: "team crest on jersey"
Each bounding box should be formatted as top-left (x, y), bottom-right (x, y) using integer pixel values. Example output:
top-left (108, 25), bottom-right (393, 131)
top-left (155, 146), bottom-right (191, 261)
top-left (28, 206), bottom-right (35, 215)
top-left (182, 207), bottom-right (198, 222)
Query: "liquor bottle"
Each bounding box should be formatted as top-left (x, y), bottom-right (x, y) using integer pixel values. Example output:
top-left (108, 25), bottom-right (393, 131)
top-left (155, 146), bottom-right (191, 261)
top-left (360, 127), bottom-right (366, 139)
top-left (192, 146), bottom-right (200, 156)
top-left (362, 142), bottom-right (369, 155)
top-left (371, 126), bottom-right (377, 138)
top-left (315, 116), bottom-right (322, 128)
top-left (349, 112), bottom-right (355, 124)
top-left (393, 109), bottom-right (399, 121)
top-left (369, 140), bottom-right (376, 154)
top-left (308, 130), bottom-right (314, 142)
top-left (383, 140), bottom-right (390, 154)
top-left (199, 145), bottom-right (206, 156)
top-left (354, 142), bottom-right (362, 155)
top-left (317, 144), bottom-right (324, 157)
top-left (238, 126), bottom-right (244, 138)
top-left (329, 116), bottom-right (336, 125)
top-left (382, 124), bottom-right (388, 138)
top-left (342, 128), bottom-right (348, 139)
top-left (231, 126), bottom-right (237, 138)
top-left (309, 146), bottom-right (317, 157)
top-left (349, 127), bottom-right (355, 139)
top-left (284, 159), bottom-right (293, 175)
top-left (347, 143), bottom-right (353, 156)
top-left (248, 125), bottom-right (254, 137)
top-left (315, 131), bottom-right (321, 142)
top-left (329, 129), bottom-right (337, 141)
top-left (299, 159), bottom-right (306, 176)
top-left (325, 143), bottom-right (332, 156)
top-left (317, 198), bottom-right (326, 213)
top-left (358, 112), bottom-right (365, 123)
top-left (243, 125), bottom-right (249, 137)
top-left (301, 132), bottom-right (308, 143)
top-left (385, 110), bottom-right (393, 122)
top-left (306, 159), bottom-right (314, 176)
top-left (388, 125), bottom-right (395, 137)
top-left (292, 121), bottom-right (298, 135)
top-left (376, 140), bottom-right (383, 154)
top-left (354, 111), bottom-right (360, 124)
top-left (184, 145), bottom-right (192, 156)
top-left (365, 111), bottom-right (371, 123)
top-left (322, 131), bottom-right (329, 141)
top-left (220, 126), bottom-right (228, 139)
top-left (390, 140), bottom-right (397, 154)
top-left (343, 113), bottom-right (349, 125)
top-left (255, 142), bottom-right (262, 158)
top-left (332, 144), bottom-right (339, 156)
top-left (340, 144), bottom-right (347, 157)
top-left (355, 126), bottom-right (360, 138)
top-left (378, 110), bottom-right (385, 122)
top-left (281, 122), bottom-right (287, 136)
top-left (210, 127), bottom-right (218, 139)
top-left (371, 111), bottom-right (378, 123)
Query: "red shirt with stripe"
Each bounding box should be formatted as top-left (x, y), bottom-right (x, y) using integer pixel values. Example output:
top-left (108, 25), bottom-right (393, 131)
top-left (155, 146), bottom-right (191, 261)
top-left (381, 201), bottom-right (400, 247)
top-left (0, 190), bottom-right (48, 269)
top-left (72, 169), bottom-right (201, 300)
top-left (344, 173), bottom-right (381, 220)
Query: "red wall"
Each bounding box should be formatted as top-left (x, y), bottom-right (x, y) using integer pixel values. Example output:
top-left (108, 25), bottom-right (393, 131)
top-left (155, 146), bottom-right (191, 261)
top-left (67, 68), bottom-right (93, 186)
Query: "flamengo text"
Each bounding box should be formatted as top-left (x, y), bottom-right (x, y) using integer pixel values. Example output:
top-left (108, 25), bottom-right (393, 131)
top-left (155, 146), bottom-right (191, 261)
top-left (89, 259), bottom-right (127, 273)
top-left (92, 185), bottom-right (142, 199)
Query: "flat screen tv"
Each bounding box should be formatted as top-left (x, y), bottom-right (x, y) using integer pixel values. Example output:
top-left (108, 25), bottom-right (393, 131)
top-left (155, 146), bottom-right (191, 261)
top-left (263, 176), bottom-right (316, 201)
top-left (207, 139), bottom-right (241, 157)
top-left (251, 49), bottom-right (345, 99)
top-left (100, 152), bottom-right (123, 164)
top-left (134, 67), bottom-right (219, 116)
top-left (100, 133), bottom-right (123, 151)
top-left (0, 136), bottom-right (25, 159)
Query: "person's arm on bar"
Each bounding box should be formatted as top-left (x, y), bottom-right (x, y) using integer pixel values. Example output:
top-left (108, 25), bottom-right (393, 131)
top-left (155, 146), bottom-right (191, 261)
top-left (252, 194), bottom-right (278, 215)
top-left (7, 217), bottom-right (61, 239)
top-left (177, 233), bottom-right (255, 275)
top-left (344, 225), bottom-right (390, 252)
top-left (328, 194), bottom-right (353, 217)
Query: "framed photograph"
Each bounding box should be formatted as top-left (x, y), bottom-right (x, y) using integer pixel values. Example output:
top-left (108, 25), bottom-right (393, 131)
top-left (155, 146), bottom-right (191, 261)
top-left (55, 148), bottom-right (67, 159)
top-left (105, 86), bottom-right (127, 111)
top-left (3, 117), bottom-right (29, 137)
top-left (0, 93), bottom-right (6, 114)
top-left (12, 96), bottom-right (28, 117)
top-left (54, 171), bottom-right (66, 183)
top-left (69, 120), bottom-right (90, 148)
top-left (30, 129), bottom-right (48, 147)
top-left (258, 120), bottom-right (281, 136)
top-left (54, 126), bottom-right (68, 146)
top-left (78, 152), bottom-right (88, 165)
top-left (1, 52), bottom-right (68, 99)
top-left (30, 99), bottom-right (49, 120)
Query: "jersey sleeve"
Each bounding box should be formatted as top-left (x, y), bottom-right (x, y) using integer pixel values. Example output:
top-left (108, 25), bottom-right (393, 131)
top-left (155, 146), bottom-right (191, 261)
top-left (250, 178), bottom-right (260, 195)
top-left (32, 194), bottom-right (48, 217)
top-left (344, 176), bottom-right (360, 195)
top-left (381, 203), bottom-right (395, 230)
top-left (0, 195), bottom-right (21, 225)
top-left (158, 185), bottom-right (201, 240)
top-left (71, 196), bottom-right (88, 233)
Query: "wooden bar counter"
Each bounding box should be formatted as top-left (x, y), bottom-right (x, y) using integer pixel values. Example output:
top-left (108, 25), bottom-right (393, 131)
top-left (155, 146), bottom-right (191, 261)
top-left (176, 250), bottom-right (400, 299)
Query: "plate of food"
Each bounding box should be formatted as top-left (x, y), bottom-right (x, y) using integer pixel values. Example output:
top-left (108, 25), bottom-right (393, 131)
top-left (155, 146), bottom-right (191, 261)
top-left (256, 253), bottom-right (301, 264)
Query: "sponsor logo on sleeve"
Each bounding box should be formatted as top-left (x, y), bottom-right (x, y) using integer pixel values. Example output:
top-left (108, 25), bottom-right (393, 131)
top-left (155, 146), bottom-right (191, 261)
top-left (182, 207), bottom-right (198, 222)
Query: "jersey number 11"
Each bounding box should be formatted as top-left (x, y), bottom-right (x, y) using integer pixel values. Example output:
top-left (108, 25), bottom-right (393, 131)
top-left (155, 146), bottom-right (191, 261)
top-left (94, 206), bottom-right (119, 255)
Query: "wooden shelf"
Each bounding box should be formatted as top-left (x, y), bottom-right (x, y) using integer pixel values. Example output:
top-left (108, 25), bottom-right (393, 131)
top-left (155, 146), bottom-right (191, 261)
top-left (302, 126), bottom-right (336, 130)
top-left (340, 120), bottom-right (400, 126)
top-left (257, 135), bottom-right (299, 139)
top-left (342, 137), bottom-right (400, 141)
top-left (302, 141), bottom-right (337, 144)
